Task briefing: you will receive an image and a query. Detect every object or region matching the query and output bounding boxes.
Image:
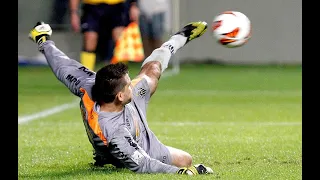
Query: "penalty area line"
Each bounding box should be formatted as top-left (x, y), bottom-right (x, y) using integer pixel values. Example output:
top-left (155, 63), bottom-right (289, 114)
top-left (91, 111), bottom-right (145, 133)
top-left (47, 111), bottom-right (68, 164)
top-left (18, 69), bottom-right (178, 125)
top-left (150, 121), bottom-right (302, 126)
top-left (18, 100), bottom-right (78, 124)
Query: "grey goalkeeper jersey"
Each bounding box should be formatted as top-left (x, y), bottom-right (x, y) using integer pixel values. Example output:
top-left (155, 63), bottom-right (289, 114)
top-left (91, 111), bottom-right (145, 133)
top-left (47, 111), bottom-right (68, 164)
top-left (41, 41), bottom-right (179, 174)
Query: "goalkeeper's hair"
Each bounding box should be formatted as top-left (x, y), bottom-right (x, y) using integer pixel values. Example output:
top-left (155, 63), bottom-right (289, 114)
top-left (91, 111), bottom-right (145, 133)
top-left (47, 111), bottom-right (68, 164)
top-left (92, 63), bottom-right (129, 104)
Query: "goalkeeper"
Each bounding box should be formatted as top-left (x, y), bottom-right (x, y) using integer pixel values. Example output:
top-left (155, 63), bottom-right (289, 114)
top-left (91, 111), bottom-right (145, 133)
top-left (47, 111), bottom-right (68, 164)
top-left (29, 21), bottom-right (213, 175)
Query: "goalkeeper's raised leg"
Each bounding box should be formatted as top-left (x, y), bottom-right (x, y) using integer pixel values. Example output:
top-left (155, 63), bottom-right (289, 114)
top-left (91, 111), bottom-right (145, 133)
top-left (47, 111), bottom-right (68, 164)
top-left (28, 22), bottom-right (96, 96)
top-left (137, 21), bottom-right (212, 174)
top-left (141, 21), bottom-right (208, 74)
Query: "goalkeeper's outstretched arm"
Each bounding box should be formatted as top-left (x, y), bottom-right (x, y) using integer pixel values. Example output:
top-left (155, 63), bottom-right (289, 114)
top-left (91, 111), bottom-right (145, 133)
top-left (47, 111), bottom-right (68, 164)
top-left (29, 22), bottom-right (96, 97)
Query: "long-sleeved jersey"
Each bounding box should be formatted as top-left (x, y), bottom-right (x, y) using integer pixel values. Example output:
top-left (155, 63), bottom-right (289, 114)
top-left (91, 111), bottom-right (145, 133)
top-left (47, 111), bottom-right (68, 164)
top-left (41, 41), bottom-right (180, 173)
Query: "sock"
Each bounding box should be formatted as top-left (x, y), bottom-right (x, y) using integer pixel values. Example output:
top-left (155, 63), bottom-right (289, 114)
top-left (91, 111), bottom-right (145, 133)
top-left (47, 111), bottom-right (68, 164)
top-left (80, 51), bottom-right (96, 71)
top-left (161, 35), bottom-right (188, 54)
top-left (141, 35), bottom-right (187, 72)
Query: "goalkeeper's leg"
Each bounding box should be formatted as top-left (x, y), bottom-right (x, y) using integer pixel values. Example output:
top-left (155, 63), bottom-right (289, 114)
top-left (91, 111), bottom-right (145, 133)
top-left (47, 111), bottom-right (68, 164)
top-left (141, 21), bottom-right (208, 73)
top-left (29, 22), bottom-right (95, 90)
top-left (166, 146), bottom-right (192, 167)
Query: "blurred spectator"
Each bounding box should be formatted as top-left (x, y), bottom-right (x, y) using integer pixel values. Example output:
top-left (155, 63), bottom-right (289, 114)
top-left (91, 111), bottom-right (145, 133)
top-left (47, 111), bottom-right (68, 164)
top-left (138, 0), bottom-right (169, 57)
top-left (50, 0), bottom-right (69, 31)
top-left (69, 0), bottom-right (139, 71)
top-left (101, 0), bottom-right (140, 64)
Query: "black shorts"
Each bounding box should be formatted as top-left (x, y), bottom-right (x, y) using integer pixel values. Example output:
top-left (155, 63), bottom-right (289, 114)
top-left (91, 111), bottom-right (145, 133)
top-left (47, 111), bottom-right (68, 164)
top-left (80, 3), bottom-right (126, 33)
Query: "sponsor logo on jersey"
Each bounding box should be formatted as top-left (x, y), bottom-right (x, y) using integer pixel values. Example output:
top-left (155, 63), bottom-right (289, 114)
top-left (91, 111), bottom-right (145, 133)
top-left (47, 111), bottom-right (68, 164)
top-left (66, 74), bottom-right (81, 86)
top-left (79, 66), bottom-right (94, 76)
top-left (137, 88), bottom-right (147, 98)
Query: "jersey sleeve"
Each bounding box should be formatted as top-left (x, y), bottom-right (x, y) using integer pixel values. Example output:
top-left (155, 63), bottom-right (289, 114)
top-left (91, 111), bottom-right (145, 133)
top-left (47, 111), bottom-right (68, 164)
top-left (131, 77), bottom-right (151, 112)
top-left (42, 41), bottom-right (95, 97)
top-left (108, 125), bottom-right (179, 174)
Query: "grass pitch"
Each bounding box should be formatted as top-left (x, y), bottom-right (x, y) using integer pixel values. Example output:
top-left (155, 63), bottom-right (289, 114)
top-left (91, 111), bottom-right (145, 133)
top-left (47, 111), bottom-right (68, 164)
top-left (18, 63), bottom-right (302, 180)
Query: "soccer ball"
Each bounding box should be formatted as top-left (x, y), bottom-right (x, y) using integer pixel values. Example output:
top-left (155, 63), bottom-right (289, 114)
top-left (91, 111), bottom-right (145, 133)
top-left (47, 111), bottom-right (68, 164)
top-left (211, 11), bottom-right (252, 48)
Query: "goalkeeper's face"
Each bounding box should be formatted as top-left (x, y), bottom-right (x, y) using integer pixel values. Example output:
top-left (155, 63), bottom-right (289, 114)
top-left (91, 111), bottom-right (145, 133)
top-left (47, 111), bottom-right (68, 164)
top-left (117, 74), bottom-right (132, 105)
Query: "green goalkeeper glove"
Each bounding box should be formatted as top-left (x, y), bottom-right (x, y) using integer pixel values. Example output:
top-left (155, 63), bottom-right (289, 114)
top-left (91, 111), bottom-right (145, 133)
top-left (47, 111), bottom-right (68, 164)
top-left (176, 164), bottom-right (214, 175)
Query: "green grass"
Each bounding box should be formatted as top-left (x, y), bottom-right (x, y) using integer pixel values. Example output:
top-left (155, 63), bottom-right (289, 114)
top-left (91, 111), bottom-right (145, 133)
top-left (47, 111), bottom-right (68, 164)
top-left (18, 63), bottom-right (302, 180)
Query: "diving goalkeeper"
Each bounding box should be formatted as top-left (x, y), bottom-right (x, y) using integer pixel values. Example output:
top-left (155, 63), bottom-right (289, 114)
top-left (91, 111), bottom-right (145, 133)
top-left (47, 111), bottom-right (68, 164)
top-left (29, 21), bottom-right (213, 175)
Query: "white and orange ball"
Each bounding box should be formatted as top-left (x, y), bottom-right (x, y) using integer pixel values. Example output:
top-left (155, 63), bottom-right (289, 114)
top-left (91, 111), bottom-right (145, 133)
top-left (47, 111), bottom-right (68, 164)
top-left (212, 11), bottom-right (252, 48)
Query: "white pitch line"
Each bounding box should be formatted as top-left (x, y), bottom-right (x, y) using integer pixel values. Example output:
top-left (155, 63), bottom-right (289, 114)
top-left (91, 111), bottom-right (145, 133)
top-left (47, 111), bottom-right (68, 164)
top-left (150, 121), bottom-right (302, 126)
top-left (18, 88), bottom-right (300, 124)
top-left (35, 121), bottom-right (302, 127)
top-left (156, 90), bottom-right (302, 96)
top-left (18, 66), bottom-right (301, 125)
top-left (18, 101), bottom-right (78, 124)
top-left (18, 69), bottom-right (178, 124)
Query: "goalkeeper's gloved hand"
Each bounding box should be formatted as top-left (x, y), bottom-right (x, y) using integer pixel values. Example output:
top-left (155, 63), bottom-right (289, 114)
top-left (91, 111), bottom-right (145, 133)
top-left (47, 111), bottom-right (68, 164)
top-left (176, 164), bottom-right (214, 175)
top-left (29, 22), bottom-right (52, 47)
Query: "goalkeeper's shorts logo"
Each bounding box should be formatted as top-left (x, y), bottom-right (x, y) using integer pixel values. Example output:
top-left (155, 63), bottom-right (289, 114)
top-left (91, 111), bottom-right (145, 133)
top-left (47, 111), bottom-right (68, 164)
top-left (131, 150), bottom-right (144, 165)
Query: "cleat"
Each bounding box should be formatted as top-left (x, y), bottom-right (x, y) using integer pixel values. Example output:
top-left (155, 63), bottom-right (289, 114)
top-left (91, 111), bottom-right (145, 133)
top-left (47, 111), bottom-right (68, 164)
top-left (174, 21), bottom-right (208, 44)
